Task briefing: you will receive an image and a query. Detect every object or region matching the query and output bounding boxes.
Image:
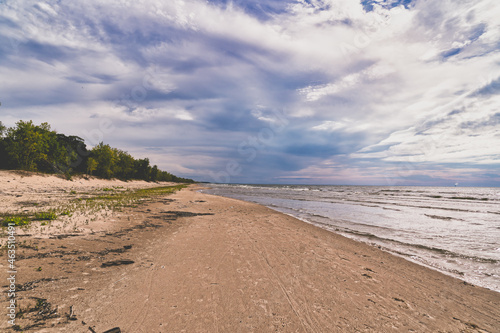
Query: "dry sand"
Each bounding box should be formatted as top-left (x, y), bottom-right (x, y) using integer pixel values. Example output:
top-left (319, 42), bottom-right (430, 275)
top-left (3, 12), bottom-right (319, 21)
top-left (1, 173), bottom-right (499, 332)
top-left (0, 170), bottom-right (177, 243)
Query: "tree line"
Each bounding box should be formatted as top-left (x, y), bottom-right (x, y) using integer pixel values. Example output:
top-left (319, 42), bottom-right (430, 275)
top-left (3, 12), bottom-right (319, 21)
top-left (0, 120), bottom-right (194, 183)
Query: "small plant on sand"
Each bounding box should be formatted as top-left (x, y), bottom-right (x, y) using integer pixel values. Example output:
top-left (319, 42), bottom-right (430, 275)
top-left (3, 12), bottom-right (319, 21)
top-left (34, 210), bottom-right (57, 221)
top-left (1, 215), bottom-right (31, 227)
top-left (60, 210), bottom-right (72, 217)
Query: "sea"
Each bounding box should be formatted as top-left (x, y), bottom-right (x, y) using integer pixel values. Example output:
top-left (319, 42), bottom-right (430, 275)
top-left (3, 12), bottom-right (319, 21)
top-left (202, 184), bottom-right (500, 293)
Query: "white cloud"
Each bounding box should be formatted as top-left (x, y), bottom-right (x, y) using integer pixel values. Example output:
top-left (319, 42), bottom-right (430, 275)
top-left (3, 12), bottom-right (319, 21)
top-left (352, 93), bottom-right (500, 165)
top-left (312, 120), bottom-right (346, 131)
top-left (298, 63), bottom-right (397, 101)
top-left (1, 0), bottom-right (499, 183)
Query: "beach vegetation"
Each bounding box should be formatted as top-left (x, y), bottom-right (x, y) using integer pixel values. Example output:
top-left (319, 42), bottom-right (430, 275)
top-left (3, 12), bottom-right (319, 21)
top-left (60, 210), bottom-right (72, 216)
top-left (0, 183), bottom-right (185, 233)
top-left (1, 215), bottom-right (31, 227)
top-left (63, 184), bottom-right (186, 222)
top-left (33, 210), bottom-right (58, 221)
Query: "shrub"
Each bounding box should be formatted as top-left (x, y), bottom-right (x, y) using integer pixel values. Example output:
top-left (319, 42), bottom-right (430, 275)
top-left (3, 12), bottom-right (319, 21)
top-left (34, 211), bottom-right (57, 221)
top-left (1, 216), bottom-right (31, 227)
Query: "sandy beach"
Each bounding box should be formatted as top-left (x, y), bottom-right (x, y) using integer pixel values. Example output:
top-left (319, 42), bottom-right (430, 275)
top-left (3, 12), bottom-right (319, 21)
top-left (1, 173), bottom-right (499, 332)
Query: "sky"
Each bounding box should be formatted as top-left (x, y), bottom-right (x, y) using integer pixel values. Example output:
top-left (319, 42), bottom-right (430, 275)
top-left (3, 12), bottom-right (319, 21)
top-left (0, 0), bottom-right (499, 186)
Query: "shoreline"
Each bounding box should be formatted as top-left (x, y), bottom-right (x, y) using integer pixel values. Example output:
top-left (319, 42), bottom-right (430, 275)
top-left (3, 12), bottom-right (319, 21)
top-left (1, 179), bottom-right (499, 332)
top-left (202, 184), bottom-right (500, 293)
top-left (263, 210), bottom-right (500, 294)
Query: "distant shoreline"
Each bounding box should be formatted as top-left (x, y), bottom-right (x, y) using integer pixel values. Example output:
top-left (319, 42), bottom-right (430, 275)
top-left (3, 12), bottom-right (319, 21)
top-left (205, 182), bottom-right (500, 188)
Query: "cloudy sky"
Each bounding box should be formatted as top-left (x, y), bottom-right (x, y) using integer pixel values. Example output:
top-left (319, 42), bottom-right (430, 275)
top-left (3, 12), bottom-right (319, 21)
top-left (1, 0), bottom-right (499, 186)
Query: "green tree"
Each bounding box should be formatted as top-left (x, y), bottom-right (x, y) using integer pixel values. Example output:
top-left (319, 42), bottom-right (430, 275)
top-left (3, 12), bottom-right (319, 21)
top-left (41, 131), bottom-right (68, 173)
top-left (55, 134), bottom-right (88, 173)
top-left (150, 165), bottom-right (160, 182)
top-left (0, 120), bottom-right (194, 183)
top-left (158, 170), bottom-right (173, 182)
top-left (5, 121), bottom-right (52, 171)
top-left (87, 157), bottom-right (98, 176)
top-left (116, 150), bottom-right (135, 180)
top-left (91, 142), bottom-right (117, 179)
top-left (134, 158), bottom-right (151, 180)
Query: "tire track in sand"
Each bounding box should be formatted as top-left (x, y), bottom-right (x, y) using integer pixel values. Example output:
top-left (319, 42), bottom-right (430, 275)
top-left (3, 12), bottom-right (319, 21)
top-left (241, 223), bottom-right (320, 333)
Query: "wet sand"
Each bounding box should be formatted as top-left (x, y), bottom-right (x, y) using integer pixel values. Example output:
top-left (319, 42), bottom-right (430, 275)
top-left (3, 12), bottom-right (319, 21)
top-left (1, 179), bottom-right (499, 332)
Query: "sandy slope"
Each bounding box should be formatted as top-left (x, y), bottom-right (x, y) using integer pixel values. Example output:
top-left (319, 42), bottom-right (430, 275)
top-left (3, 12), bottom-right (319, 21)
top-left (0, 170), bottom-right (176, 242)
top-left (1, 181), bottom-right (499, 332)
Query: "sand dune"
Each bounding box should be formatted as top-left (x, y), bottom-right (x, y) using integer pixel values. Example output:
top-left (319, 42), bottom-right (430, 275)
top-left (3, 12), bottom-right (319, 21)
top-left (0, 170), bottom-right (177, 242)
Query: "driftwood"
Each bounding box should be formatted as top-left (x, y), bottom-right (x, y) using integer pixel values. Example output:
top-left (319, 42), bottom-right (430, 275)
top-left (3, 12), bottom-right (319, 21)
top-left (68, 305), bottom-right (77, 321)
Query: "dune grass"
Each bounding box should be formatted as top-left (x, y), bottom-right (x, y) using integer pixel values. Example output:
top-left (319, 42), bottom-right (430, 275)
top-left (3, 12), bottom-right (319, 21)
top-left (33, 210), bottom-right (58, 221)
top-left (1, 215), bottom-right (31, 227)
top-left (0, 184), bottom-right (187, 229)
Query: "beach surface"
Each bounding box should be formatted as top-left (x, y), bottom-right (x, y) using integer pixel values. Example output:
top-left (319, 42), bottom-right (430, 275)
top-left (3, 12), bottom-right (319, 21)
top-left (1, 174), bottom-right (499, 332)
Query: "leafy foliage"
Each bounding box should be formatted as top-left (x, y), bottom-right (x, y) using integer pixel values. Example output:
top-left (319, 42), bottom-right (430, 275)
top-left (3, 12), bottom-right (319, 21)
top-left (4, 121), bottom-right (52, 171)
top-left (0, 120), bottom-right (194, 183)
top-left (33, 210), bottom-right (58, 221)
top-left (86, 157), bottom-right (98, 176)
top-left (1, 215), bottom-right (31, 227)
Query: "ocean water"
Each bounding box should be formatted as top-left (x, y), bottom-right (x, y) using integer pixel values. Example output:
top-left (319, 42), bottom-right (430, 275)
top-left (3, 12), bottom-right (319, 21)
top-left (203, 184), bottom-right (500, 292)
